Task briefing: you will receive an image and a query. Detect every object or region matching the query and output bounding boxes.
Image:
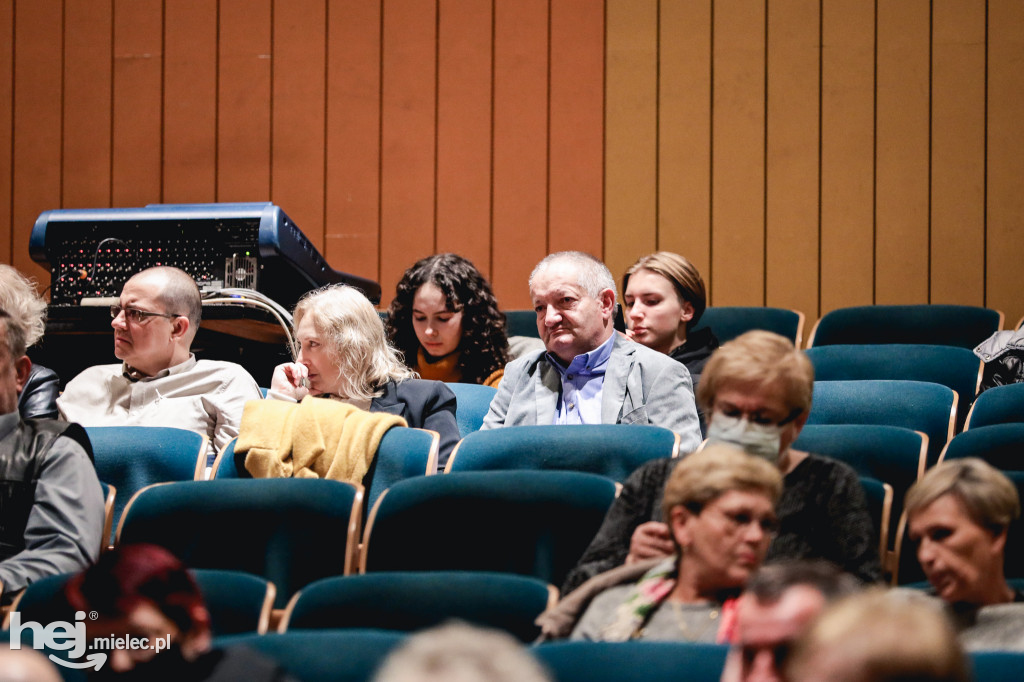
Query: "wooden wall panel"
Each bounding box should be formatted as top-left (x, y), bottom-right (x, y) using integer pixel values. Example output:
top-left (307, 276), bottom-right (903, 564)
top-left (379, 0), bottom-right (437, 306)
top-left (548, 0), bottom-right (603, 257)
top-left (604, 0), bottom-right (657, 290)
top-left (111, 0), bottom-right (162, 208)
top-left (435, 0), bottom-right (492, 269)
top-left (271, 0), bottom-right (327, 252)
top-left (324, 0), bottom-right (381, 284)
top-left (0, 2), bottom-right (13, 264)
top-left (12, 0), bottom-right (63, 277)
top-left (875, 0), bottom-right (930, 304)
top-left (930, 0), bottom-right (986, 305)
top-left (163, 0), bottom-right (217, 203)
top-left (765, 0), bottom-right (820, 332)
top-left (491, 0), bottom-right (548, 309)
top-left (63, 0), bottom-right (112, 210)
top-left (216, 0), bottom-right (272, 202)
top-left (710, 0), bottom-right (766, 307)
top-left (657, 0), bottom-right (712, 282)
top-left (819, 0), bottom-right (874, 314)
top-left (986, 0), bottom-right (1024, 326)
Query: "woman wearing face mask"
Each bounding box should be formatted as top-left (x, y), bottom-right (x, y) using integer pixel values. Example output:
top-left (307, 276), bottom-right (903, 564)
top-left (561, 330), bottom-right (881, 593)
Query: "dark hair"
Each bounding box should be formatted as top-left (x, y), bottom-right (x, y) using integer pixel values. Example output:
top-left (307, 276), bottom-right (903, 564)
top-left (746, 560), bottom-right (862, 603)
top-left (387, 254), bottom-right (509, 385)
top-left (65, 544), bottom-right (205, 634)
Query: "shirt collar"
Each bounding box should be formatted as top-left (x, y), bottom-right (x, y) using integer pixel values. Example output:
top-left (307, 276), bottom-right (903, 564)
top-left (547, 332), bottom-right (615, 377)
top-left (122, 354), bottom-right (197, 382)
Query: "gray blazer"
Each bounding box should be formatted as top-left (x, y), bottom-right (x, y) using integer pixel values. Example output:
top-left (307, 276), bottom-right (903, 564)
top-left (481, 334), bottom-right (703, 453)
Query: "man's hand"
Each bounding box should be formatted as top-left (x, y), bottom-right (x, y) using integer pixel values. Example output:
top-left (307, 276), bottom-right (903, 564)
top-left (626, 521), bottom-right (674, 563)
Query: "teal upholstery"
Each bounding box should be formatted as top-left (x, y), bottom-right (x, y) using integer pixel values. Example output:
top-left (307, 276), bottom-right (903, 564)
top-left (118, 479), bottom-right (362, 607)
top-left (214, 630), bottom-right (405, 682)
top-left (690, 306), bottom-right (804, 347)
top-left (807, 380), bottom-right (955, 466)
top-left (446, 382), bottom-right (498, 438)
top-left (362, 471), bottom-right (617, 587)
top-left (85, 426), bottom-right (206, 544)
top-left (805, 344), bottom-right (982, 408)
top-left (940, 424), bottom-right (1024, 472)
top-left (966, 383), bottom-right (1024, 429)
top-left (793, 424), bottom-right (924, 544)
top-left (808, 304), bottom-right (1002, 349)
top-left (8, 569), bottom-right (274, 636)
top-left (534, 641), bottom-right (730, 682)
top-left (505, 309), bottom-right (540, 338)
top-left (858, 476), bottom-right (892, 562)
top-left (447, 424), bottom-right (679, 481)
top-left (212, 428), bottom-right (435, 513)
top-left (971, 652), bottom-right (1024, 682)
top-left (282, 571), bottom-right (552, 642)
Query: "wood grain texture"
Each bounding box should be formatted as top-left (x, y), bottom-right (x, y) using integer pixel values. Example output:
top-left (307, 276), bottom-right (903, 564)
top-left (765, 0), bottom-right (820, 333)
top-left (325, 0), bottom-right (382, 284)
top-left (930, 0), bottom-right (985, 305)
top-left (63, 0), bottom-right (113, 210)
top-left (710, 0), bottom-right (766, 307)
top-left (217, 0), bottom-right (272, 202)
top-left (986, 0), bottom-right (1024, 326)
top-left (819, 0), bottom-right (874, 314)
top-left (0, 2), bottom-right (14, 264)
top-left (875, 0), bottom-right (930, 304)
top-left (604, 0), bottom-right (658, 290)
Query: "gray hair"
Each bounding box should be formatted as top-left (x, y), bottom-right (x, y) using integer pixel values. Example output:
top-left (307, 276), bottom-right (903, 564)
top-left (0, 265), bottom-right (47, 351)
top-left (293, 284), bottom-right (416, 401)
top-left (0, 309), bottom-right (27, 361)
top-left (529, 251), bottom-right (616, 304)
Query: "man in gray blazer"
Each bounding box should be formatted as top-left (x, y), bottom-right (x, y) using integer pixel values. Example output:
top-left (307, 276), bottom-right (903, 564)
top-left (481, 251), bottom-right (702, 453)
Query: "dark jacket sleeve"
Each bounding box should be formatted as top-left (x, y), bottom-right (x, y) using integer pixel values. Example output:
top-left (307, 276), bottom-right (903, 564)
top-left (385, 379), bottom-right (461, 472)
top-left (560, 458), bottom-right (675, 594)
top-left (19, 364), bottom-right (60, 420)
top-left (418, 382), bottom-right (460, 471)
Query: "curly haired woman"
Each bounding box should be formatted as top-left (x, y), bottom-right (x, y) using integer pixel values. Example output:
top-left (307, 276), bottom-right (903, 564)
top-left (387, 254), bottom-right (510, 387)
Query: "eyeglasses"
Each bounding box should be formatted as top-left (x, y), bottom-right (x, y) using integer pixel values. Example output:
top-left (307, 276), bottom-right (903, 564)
top-left (110, 305), bottom-right (181, 324)
top-left (704, 506), bottom-right (780, 537)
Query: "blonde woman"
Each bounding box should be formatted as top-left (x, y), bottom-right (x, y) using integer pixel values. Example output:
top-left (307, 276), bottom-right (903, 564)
top-left (271, 284), bottom-right (460, 468)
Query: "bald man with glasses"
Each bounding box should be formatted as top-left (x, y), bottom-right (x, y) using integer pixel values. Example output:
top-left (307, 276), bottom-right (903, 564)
top-left (58, 266), bottom-right (262, 456)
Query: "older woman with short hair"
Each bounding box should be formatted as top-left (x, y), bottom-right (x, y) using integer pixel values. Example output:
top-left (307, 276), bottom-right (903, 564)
top-left (555, 445), bottom-right (782, 642)
top-left (561, 330), bottom-right (881, 593)
top-left (270, 284), bottom-right (461, 468)
top-left (905, 457), bottom-right (1024, 651)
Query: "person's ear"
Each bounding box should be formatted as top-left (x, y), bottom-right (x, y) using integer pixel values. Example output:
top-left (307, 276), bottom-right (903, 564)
top-left (670, 505), bottom-right (695, 550)
top-left (14, 355), bottom-right (31, 393)
top-left (990, 526), bottom-right (1009, 558)
top-left (171, 316), bottom-right (190, 342)
top-left (598, 289), bottom-right (616, 318)
top-left (679, 300), bottom-right (695, 324)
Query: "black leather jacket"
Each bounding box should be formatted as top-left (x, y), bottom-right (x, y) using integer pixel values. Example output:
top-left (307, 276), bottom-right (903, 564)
top-left (18, 363), bottom-right (59, 420)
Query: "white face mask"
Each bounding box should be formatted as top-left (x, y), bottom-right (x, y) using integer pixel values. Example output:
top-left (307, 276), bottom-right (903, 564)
top-left (706, 413), bottom-right (785, 464)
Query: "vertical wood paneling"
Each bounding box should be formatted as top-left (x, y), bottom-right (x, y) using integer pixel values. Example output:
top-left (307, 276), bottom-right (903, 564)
top-left (111, 0), bottom-right (162, 207)
top-left (435, 0), bottom-right (492, 269)
top-left (271, 0), bottom-right (327, 252)
top-left (658, 0), bottom-right (712, 282)
top-left (379, 0), bottom-right (437, 305)
top-left (325, 0), bottom-right (381, 284)
top-left (548, 0), bottom-right (603, 257)
top-left (604, 0), bottom-right (657, 289)
top-left (819, 0), bottom-right (874, 314)
top-left (63, 0), bottom-right (112, 210)
top-left (12, 0), bottom-right (63, 277)
top-left (163, 0), bottom-right (217, 203)
top-left (931, 0), bottom-right (985, 305)
top-left (765, 0), bottom-right (820, 333)
top-left (875, 0), bottom-right (930, 304)
top-left (491, 0), bottom-right (548, 309)
top-left (986, 0), bottom-right (1024, 326)
top-left (217, 0), bottom-right (272, 202)
top-left (710, 0), bottom-right (766, 307)
top-left (0, 3), bottom-right (14, 264)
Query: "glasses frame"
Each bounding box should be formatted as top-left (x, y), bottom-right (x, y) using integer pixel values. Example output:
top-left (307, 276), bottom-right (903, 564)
top-left (110, 305), bottom-right (182, 325)
top-left (702, 504), bottom-right (780, 538)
